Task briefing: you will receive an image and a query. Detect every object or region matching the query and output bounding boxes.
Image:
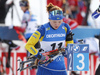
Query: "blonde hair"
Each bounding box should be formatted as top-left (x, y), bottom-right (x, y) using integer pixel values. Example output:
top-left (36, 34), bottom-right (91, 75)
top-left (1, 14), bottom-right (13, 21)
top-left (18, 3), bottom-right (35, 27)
top-left (46, 3), bottom-right (62, 13)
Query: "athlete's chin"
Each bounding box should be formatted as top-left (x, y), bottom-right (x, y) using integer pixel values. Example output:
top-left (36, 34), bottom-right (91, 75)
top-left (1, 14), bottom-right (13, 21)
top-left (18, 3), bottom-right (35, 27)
top-left (54, 27), bottom-right (58, 29)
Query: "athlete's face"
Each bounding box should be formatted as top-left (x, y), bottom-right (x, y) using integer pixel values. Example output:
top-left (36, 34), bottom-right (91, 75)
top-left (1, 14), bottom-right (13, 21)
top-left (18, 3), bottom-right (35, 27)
top-left (20, 6), bottom-right (27, 12)
top-left (49, 20), bottom-right (63, 29)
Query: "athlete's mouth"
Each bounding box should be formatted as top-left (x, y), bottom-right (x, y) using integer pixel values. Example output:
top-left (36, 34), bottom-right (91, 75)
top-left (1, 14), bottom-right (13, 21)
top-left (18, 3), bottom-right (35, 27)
top-left (55, 26), bottom-right (58, 29)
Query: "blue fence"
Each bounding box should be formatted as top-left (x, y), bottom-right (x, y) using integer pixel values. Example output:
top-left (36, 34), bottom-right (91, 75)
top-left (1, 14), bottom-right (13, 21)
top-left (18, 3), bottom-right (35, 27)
top-left (0, 26), bottom-right (19, 40)
top-left (72, 28), bottom-right (100, 39)
top-left (0, 26), bottom-right (100, 40)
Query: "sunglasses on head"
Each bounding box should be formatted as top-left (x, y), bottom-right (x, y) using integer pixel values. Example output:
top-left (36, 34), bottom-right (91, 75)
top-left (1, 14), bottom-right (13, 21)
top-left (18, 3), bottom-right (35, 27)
top-left (49, 10), bottom-right (63, 16)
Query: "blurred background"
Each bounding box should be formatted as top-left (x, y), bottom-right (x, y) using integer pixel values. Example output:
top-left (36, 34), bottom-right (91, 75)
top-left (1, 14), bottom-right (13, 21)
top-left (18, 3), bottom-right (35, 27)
top-left (0, 0), bottom-right (100, 75)
top-left (1, 0), bottom-right (100, 28)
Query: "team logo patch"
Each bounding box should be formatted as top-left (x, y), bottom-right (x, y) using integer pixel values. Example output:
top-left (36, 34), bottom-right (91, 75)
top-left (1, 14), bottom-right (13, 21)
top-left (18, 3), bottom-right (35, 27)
top-left (57, 18), bottom-right (60, 19)
top-left (46, 27), bottom-right (50, 31)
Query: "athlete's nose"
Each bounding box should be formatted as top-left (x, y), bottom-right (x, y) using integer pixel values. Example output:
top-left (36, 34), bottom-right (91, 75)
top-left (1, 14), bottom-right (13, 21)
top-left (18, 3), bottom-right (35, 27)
top-left (55, 23), bottom-right (59, 26)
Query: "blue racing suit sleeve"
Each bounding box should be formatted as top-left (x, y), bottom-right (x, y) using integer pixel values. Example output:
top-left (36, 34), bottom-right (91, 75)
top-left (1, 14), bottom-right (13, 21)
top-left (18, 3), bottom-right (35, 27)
top-left (64, 23), bottom-right (73, 41)
top-left (64, 23), bottom-right (72, 35)
top-left (37, 25), bottom-right (45, 38)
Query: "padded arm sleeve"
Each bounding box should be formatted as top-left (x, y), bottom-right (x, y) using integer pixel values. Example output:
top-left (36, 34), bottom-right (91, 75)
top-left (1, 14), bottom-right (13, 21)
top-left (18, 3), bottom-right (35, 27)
top-left (64, 23), bottom-right (74, 46)
top-left (25, 31), bottom-right (41, 55)
top-left (66, 32), bottom-right (74, 46)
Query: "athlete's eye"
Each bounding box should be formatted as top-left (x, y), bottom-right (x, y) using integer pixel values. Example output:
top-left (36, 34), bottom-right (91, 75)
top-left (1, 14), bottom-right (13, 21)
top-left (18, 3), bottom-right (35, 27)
top-left (59, 21), bottom-right (61, 23)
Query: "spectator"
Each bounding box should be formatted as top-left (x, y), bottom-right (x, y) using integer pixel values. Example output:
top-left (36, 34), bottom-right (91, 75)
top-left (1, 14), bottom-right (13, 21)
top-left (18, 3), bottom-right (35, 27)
top-left (12, 0), bottom-right (40, 75)
top-left (76, 0), bottom-right (87, 25)
top-left (67, 0), bottom-right (78, 19)
top-left (47, 0), bottom-right (66, 13)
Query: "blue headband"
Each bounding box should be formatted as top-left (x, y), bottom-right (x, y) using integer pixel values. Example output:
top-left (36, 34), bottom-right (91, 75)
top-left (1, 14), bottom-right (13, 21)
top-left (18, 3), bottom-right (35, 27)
top-left (19, 1), bottom-right (28, 7)
top-left (49, 10), bottom-right (63, 20)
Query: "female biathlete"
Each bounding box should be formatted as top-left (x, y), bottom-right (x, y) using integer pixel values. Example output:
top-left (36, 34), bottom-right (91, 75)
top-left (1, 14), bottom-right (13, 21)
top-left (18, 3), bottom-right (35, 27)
top-left (25, 3), bottom-right (74, 75)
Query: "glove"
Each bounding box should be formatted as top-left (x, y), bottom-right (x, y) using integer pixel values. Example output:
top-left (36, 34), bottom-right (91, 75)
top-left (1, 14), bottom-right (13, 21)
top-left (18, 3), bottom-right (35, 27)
top-left (62, 48), bottom-right (68, 58)
top-left (35, 52), bottom-right (51, 66)
top-left (39, 55), bottom-right (51, 65)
